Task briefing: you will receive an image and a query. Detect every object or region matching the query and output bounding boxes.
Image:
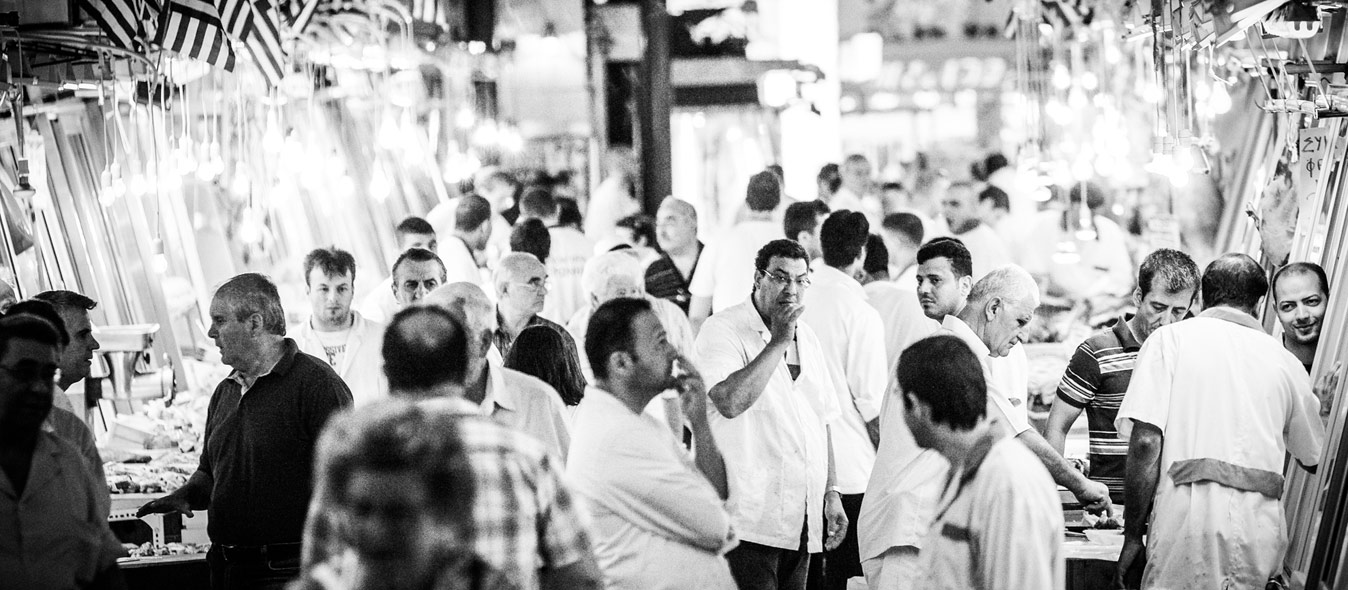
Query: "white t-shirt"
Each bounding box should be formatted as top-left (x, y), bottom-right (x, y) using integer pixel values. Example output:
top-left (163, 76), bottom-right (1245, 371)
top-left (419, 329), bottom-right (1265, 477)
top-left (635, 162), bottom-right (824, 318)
top-left (802, 263), bottom-right (887, 493)
top-left (313, 328), bottom-right (349, 369)
top-left (688, 220), bottom-right (781, 313)
top-left (542, 227), bottom-right (594, 323)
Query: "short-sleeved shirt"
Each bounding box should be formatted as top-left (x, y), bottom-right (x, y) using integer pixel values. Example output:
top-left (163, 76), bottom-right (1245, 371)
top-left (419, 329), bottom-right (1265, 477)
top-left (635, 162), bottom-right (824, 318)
top-left (1056, 315), bottom-right (1141, 502)
top-left (494, 310), bottom-right (578, 360)
top-left (938, 315), bottom-right (1032, 436)
top-left (304, 398), bottom-right (594, 590)
top-left (541, 226), bottom-right (594, 324)
top-left (694, 299), bottom-right (841, 552)
top-left (200, 339), bottom-right (354, 545)
top-left (916, 431), bottom-right (1065, 590)
top-left (480, 357), bottom-right (572, 463)
top-left (645, 243), bottom-right (703, 314)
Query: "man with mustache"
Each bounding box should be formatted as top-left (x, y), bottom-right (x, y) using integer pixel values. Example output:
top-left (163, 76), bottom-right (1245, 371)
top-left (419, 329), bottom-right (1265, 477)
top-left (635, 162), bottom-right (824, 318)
top-left (1043, 249), bottom-right (1200, 505)
top-left (694, 239), bottom-right (848, 590)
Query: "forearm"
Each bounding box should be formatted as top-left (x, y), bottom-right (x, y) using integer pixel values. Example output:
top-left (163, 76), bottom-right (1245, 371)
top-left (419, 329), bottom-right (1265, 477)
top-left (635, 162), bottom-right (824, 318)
top-left (1019, 429), bottom-right (1092, 495)
top-left (826, 425), bottom-right (837, 489)
top-left (176, 470), bottom-right (214, 509)
top-left (690, 418), bottom-right (729, 499)
top-left (1124, 428), bottom-right (1163, 540)
top-left (708, 341), bottom-right (788, 418)
top-left (1042, 403), bottom-right (1080, 456)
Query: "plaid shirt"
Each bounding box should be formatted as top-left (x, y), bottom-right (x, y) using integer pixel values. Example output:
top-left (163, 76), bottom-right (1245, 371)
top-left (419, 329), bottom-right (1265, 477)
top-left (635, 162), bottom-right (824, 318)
top-left (303, 398), bottom-right (593, 590)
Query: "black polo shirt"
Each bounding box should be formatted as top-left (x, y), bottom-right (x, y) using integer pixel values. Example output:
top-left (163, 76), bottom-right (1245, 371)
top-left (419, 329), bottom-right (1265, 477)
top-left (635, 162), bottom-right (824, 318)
top-left (1055, 315), bottom-right (1142, 504)
top-left (198, 338), bottom-right (353, 545)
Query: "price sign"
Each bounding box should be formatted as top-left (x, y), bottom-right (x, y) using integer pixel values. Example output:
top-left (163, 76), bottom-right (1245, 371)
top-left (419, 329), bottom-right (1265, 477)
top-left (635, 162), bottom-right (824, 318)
top-left (1296, 127), bottom-right (1331, 207)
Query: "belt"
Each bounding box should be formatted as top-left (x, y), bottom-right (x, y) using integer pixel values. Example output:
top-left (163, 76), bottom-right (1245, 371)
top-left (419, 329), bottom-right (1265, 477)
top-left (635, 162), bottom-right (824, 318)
top-left (1167, 458), bottom-right (1284, 500)
top-left (216, 542), bottom-right (302, 563)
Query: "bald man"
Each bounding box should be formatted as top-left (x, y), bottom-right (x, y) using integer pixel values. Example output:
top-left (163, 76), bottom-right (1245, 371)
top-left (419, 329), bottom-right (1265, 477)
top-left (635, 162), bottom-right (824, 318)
top-left (647, 198), bottom-right (704, 315)
top-left (426, 282), bottom-right (572, 461)
top-left (493, 253), bottom-right (578, 358)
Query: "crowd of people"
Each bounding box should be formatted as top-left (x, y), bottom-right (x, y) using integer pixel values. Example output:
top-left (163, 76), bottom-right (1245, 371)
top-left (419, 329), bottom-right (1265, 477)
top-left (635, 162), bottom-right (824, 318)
top-left (0, 154), bottom-right (1341, 590)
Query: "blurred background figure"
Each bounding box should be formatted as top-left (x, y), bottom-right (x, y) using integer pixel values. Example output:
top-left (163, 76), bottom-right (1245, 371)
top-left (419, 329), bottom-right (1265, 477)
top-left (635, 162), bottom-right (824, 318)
top-left (939, 180), bottom-right (1011, 281)
top-left (1016, 181), bottom-right (1133, 318)
top-left (520, 187), bottom-right (593, 326)
top-left (511, 219), bottom-right (553, 266)
top-left (647, 198), bottom-right (704, 315)
top-left (586, 148), bottom-right (641, 242)
top-left (817, 163), bottom-right (841, 203)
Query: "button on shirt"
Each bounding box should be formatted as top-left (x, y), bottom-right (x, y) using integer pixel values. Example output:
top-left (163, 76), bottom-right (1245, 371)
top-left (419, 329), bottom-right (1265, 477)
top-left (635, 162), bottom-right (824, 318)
top-left (292, 311), bottom-right (389, 407)
top-left (568, 387), bottom-right (738, 590)
top-left (481, 356), bottom-right (572, 463)
top-left (695, 299), bottom-right (841, 552)
top-left (688, 220), bottom-right (781, 313)
top-left (938, 315), bottom-right (1032, 435)
top-left (802, 263), bottom-right (887, 493)
top-left (0, 431), bottom-right (125, 589)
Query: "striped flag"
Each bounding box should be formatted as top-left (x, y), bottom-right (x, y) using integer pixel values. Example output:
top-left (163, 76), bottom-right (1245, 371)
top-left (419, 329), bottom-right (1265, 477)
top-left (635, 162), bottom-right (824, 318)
top-left (245, 0), bottom-right (288, 87)
top-left (218, 0), bottom-right (254, 41)
top-left (77, 0), bottom-right (149, 50)
top-left (158, 0), bottom-right (237, 70)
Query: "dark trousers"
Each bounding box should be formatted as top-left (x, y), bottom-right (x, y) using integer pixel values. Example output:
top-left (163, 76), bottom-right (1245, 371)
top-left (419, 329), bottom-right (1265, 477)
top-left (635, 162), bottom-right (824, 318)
top-left (207, 543), bottom-right (301, 590)
top-left (726, 517), bottom-right (812, 590)
top-left (807, 493), bottom-right (864, 590)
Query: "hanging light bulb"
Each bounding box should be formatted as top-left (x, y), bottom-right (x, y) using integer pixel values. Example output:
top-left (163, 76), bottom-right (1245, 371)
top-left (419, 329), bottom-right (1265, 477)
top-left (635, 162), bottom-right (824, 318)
top-left (1210, 83), bottom-right (1233, 114)
top-left (262, 116), bottom-right (284, 155)
top-left (1174, 146), bottom-right (1196, 172)
top-left (369, 167), bottom-right (392, 202)
top-left (1068, 88), bottom-right (1089, 110)
top-left (455, 107), bottom-right (475, 130)
top-left (126, 173), bottom-right (149, 197)
top-left (1052, 63), bottom-right (1072, 90)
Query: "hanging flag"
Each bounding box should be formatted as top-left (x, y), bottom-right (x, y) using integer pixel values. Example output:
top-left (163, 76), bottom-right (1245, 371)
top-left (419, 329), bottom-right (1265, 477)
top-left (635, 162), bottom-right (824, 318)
top-left (288, 0), bottom-right (323, 37)
top-left (245, 0), bottom-right (288, 87)
top-left (159, 0), bottom-right (237, 70)
top-left (218, 0), bottom-right (254, 41)
top-left (77, 0), bottom-right (149, 50)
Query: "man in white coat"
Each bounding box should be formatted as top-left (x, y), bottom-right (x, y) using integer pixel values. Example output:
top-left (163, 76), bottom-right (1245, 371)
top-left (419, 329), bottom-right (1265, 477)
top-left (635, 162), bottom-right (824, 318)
top-left (292, 247), bottom-right (387, 406)
top-left (1116, 253), bottom-right (1326, 589)
top-left (568, 297), bottom-right (737, 590)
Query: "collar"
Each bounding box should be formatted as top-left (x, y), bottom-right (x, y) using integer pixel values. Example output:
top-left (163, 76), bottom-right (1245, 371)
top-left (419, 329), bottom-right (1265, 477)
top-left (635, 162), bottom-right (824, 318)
top-left (1198, 306), bottom-right (1265, 332)
top-left (228, 339), bottom-right (298, 391)
top-left (1111, 313), bottom-right (1143, 350)
top-left (941, 315), bottom-right (991, 357)
top-left (482, 356), bottom-right (515, 413)
top-left (416, 396), bottom-right (483, 416)
top-left (738, 298), bottom-right (773, 338)
top-left (811, 262), bottom-right (865, 296)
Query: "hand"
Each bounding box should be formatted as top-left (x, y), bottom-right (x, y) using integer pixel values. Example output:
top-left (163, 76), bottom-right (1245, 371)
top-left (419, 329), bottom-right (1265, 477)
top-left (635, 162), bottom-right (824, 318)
top-left (1075, 479), bottom-right (1113, 517)
top-left (673, 355), bottom-right (709, 421)
top-left (768, 303), bottom-right (805, 348)
top-left (1114, 535), bottom-right (1146, 589)
top-left (137, 493), bottom-right (194, 519)
top-left (823, 491), bottom-right (848, 551)
top-left (1316, 361), bottom-right (1343, 418)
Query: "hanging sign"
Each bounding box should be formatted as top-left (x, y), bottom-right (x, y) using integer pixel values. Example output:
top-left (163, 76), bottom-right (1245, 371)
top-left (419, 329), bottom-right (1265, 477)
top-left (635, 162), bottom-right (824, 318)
top-left (1295, 127), bottom-right (1331, 208)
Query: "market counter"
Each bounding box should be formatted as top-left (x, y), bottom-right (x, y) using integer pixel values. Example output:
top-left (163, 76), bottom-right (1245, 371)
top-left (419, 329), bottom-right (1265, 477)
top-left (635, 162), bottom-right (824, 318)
top-left (1065, 535), bottom-right (1122, 590)
top-left (119, 554), bottom-right (209, 590)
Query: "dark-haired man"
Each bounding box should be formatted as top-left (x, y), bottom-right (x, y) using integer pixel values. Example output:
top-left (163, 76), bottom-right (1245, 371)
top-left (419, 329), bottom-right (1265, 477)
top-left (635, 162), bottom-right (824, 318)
top-left (339, 305), bottom-right (601, 590)
top-left (358, 216), bottom-right (440, 323)
top-left (915, 237), bottom-right (974, 321)
top-left (1273, 261), bottom-right (1330, 372)
top-left (801, 211), bottom-right (887, 590)
top-left (292, 248), bottom-right (387, 407)
top-left (940, 181), bottom-right (1010, 280)
top-left (140, 273), bottom-right (352, 589)
top-left (879, 213), bottom-right (925, 291)
top-left (783, 200), bottom-right (831, 261)
top-left (817, 163), bottom-right (841, 202)
top-left (392, 248), bottom-right (448, 310)
top-left (31, 290), bottom-right (101, 416)
top-left (0, 315), bottom-right (126, 589)
top-left (694, 239), bottom-right (847, 590)
top-left (1116, 253), bottom-right (1325, 589)
top-left (899, 335), bottom-right (1063, 588)
top-left (1044, 248), bottom-right (1199, 504)
top-left (689, 171), bottom-right (786, 331)
top-left (568, 298), bottom-right (736, 590)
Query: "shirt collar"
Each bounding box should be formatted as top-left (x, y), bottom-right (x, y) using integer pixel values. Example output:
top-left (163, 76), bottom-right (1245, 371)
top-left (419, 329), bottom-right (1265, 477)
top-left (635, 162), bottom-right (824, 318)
top-left (810, 262), bottom-right (865, 296)
top-left (228, 338), bottom-right (298, 392)
top-left (1111, 313), bottom-right (1143, 350)
top-left (738, 298), bottom-right (772, 338)
top-left (941, 315), bottom-right (991, 357)
top-left (482, 356), bottom-right (515, 412)
top-left (1198, 306), bottom-right (1265, 332)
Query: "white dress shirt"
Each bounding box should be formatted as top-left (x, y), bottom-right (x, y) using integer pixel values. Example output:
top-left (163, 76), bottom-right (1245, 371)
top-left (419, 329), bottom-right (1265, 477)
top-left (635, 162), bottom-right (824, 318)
top-left (802, 263), bottom-right (887, 493)
top-left (694, 299), bottom-right (841, 552)
top-left (937, 315), bottom-right (1032, 435)
top-left (439, 237), bottom-right (487, 289)
top-left (566, 297), bottom-right (691, 424)
top-left (542, 227), bottom-right (593, 323)
top-left (481, 357), bottom-right (573, 463)
top-left (863, 280), bottom-right (939, 377)
top-left (858, 384), bottom-right (949, 563)
top-left (567, 387), bottom-right (738, 590)
top-left (916, 435), bottom-right (1065, 590)
top-left (356, 278), bottom-right (400, 324)
top-left (688, 220), bottom-right (782, 313)
top-left (291, 311), bottom-right (389, 407)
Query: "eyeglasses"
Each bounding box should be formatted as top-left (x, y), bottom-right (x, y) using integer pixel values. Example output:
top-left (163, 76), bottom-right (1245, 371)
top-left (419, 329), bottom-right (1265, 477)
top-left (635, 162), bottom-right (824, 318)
top-left (760, 270), bottom-right (811, 288)
top-left (0, 363), bottom-right (59, 384)
top-left (513, 277), bottom-right (550, 291)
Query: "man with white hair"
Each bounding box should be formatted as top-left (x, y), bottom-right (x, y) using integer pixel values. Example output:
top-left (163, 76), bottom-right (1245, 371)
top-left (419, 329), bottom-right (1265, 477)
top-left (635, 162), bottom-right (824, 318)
top-left (493, 253), bottom-right (579, 360)
top-left (425, 282), bottom-right (571, 462)
top-left (567, 250), bottom-right (690, 436)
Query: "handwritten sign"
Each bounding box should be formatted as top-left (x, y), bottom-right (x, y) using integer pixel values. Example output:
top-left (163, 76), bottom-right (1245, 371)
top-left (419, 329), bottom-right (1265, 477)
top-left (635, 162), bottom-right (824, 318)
top-left (1296, 127), bottom-right (1331, 208)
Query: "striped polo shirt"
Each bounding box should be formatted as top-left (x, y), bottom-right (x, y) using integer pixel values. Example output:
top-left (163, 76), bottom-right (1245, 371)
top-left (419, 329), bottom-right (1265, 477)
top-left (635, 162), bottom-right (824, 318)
top-left (1056, 315), bottom-right (1142, 503)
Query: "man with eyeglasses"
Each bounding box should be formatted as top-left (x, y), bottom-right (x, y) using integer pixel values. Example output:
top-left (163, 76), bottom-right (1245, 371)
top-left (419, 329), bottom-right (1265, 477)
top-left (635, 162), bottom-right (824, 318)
top-left (694, 239), bottom-right (848, 590)
top-left (494, 253), bottom-right (576, 358)
top-left (0, 314), bottom-right (126, 589)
